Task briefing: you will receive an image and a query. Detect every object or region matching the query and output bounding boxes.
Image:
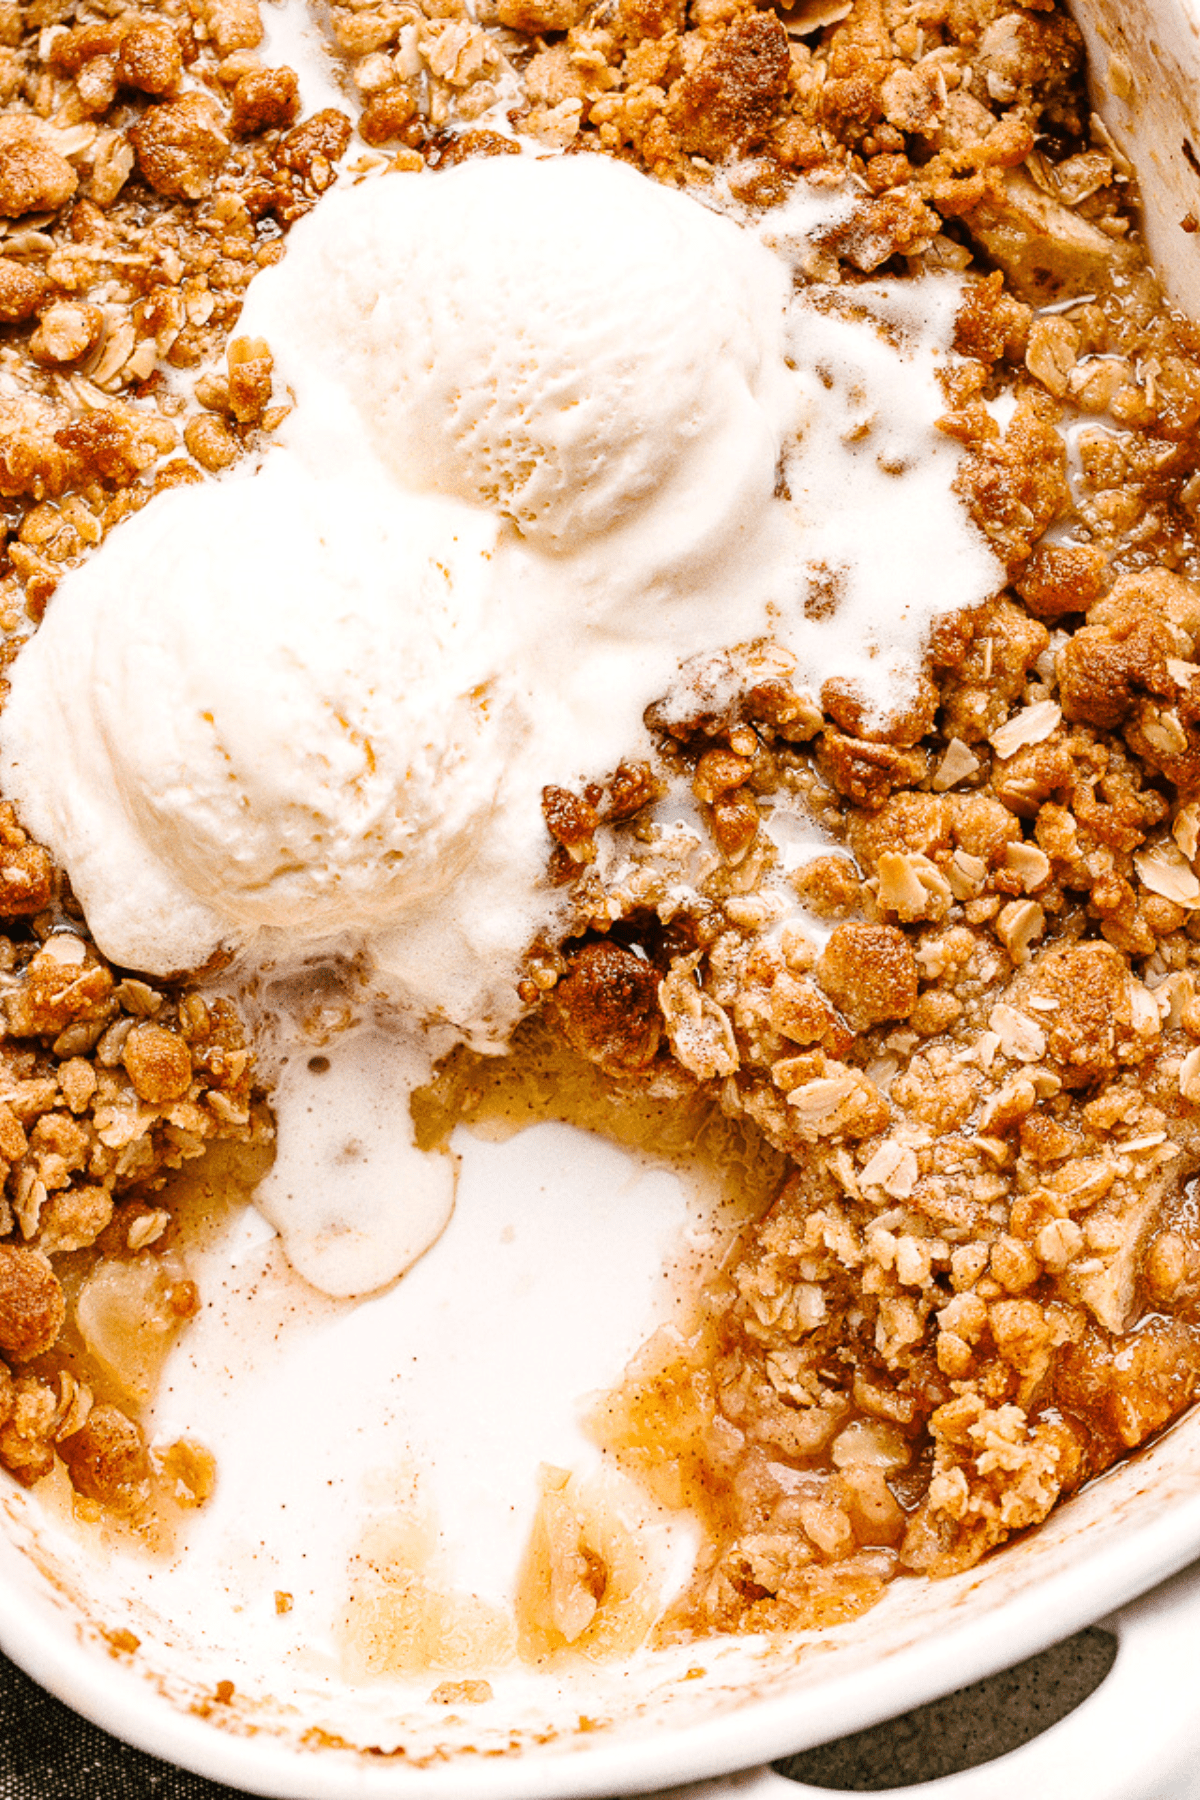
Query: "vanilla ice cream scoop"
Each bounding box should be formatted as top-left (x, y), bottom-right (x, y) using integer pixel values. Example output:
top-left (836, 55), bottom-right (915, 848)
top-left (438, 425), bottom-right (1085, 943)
top-left (243, 154), bottom-right (798, 550)
top-left (0, 454), bottom-right (522, 980)
top-left (0, 156), bottom-right (813, 1014)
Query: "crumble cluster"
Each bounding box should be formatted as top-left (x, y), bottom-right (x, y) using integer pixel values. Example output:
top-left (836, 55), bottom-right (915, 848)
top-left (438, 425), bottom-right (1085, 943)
top-left (0, 812), bottom-right (258, 1510)
top-left (537, 268), bottom-right (1200, 1627)
top-left (467, 0), bottom-right (1200, 1643)
top-left (0, 0), bottom-right (361, 630)
top-left (0, 0), bottom-right (358, 1517)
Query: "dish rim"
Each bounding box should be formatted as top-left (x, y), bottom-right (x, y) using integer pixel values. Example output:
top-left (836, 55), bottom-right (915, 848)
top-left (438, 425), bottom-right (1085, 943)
top-left (3, 1454), bottom-right (1200, 1800)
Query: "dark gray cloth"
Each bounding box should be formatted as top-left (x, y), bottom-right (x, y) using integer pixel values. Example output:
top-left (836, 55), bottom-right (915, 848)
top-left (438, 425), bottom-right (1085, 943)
top-left (778, 1624), bottom-right (1117, 1792)
top-left (0, 1649), bottom-right (249, 1800)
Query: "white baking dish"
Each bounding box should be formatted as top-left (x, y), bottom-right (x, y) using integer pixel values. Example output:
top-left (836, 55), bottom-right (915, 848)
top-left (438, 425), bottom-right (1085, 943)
top-left (7, 1345), bottom-right (1200, 1800)
top-left (7, 0), bottom-right (1200, 1793)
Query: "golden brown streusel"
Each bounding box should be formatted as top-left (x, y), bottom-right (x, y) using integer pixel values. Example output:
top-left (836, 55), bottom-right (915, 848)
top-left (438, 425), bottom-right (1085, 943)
top-left (491, 0), bottom-right (1200, 1632)
top-left (0, 906), bottom-right (262, 1505)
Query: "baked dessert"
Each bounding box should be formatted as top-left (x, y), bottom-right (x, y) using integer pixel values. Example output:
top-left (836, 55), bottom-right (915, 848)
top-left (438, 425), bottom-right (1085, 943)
top-left (1, 0), bottom-right (1200, 1663)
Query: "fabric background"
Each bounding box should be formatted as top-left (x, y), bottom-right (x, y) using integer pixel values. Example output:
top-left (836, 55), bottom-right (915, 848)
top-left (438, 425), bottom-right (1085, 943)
top-left (0, 1649), bottom-right (247, 1800)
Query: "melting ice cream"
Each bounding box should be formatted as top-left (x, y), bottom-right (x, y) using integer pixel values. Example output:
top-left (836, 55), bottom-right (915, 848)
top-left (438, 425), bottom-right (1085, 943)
top-left (0, 153), bottom-right (1003, 1295)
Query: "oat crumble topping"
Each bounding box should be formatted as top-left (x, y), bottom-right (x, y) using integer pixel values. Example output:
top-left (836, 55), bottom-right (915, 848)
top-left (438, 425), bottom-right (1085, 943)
top-left (1, 0), bottom-right (1200, 1653)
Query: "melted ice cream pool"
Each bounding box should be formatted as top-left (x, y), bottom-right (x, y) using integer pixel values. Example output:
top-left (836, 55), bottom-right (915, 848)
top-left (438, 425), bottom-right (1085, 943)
top-left (0, 154), bottom-right (1003, 1296)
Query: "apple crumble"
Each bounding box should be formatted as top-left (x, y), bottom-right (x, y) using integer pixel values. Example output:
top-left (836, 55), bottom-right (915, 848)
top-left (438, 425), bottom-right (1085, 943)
top-left (2, 0), bottom-right (1200, 1655)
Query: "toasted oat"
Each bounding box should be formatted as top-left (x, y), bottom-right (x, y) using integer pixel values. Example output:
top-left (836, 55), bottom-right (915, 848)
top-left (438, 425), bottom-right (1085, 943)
top-left (989, 701), bottom-right (1063, 759)
top-left (996, 899), bottom-right (1046, 964)
top-left (858, 1138), bottom-right (918, 1197)
top-left (1173, 804), bottom-right (1200, 861)
top-left (1135, 844), bottom-right (1200, 907)
top-left (931, 738), bottom-right (981, 791)
top-left (1003, 841), bottom-right (1051, 893)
